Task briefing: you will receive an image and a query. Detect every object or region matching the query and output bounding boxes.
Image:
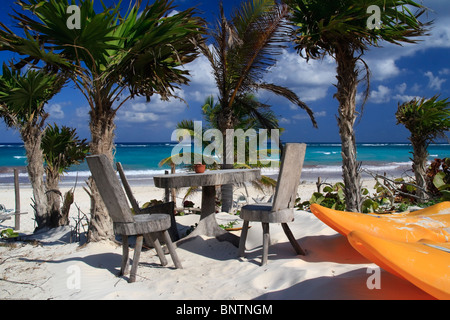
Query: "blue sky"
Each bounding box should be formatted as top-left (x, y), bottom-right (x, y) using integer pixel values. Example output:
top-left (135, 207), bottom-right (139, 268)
top-left (0, 0), bottom-right (449, 143)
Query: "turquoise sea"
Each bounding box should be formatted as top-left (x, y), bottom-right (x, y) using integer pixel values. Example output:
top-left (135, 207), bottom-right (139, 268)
top-left (0, 142), bottom-right (448, 186)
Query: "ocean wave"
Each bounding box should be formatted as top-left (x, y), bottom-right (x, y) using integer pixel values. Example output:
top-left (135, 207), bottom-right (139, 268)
top-left (0, 172), bottom-right (29, 178)
top-left (360, 143), bottom-right (390, 147)
top-left (300, 161), bottom-right (413, 174)
top-left (311, 151), bottom-right (339, 155)
top-left (116, 144), bottom-right (150, 148)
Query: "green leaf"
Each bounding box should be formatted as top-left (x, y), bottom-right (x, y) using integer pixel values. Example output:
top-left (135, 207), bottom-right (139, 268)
top-left (1, 228), bottom-right (19, 238)
top-left (310, 192), bottom-right (325, 205)
top-left (440, 190), bottom-right (450, 201)
top-left (433, 172), bottom-right (450, 190)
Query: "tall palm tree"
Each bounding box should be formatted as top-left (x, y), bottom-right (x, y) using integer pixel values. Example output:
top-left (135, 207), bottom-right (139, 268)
top-left (286, 0), bottom-right (430, 211)
top-left (1, 0), bottom-right (205, 241)
top-left (0, 63), bottom-right (66, 230)
top-left (396, 95), bottom-right (450, 202)
top-left (199, 0), bottom-right (317, 211)
top-left (41, 124), bottom-right (89, 226)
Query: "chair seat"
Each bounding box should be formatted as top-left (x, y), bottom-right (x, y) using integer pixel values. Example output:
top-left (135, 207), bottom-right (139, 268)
top-left (113, 214), bottom-right (171, 235)
top-left (240, 203), bottom-right (294, 223)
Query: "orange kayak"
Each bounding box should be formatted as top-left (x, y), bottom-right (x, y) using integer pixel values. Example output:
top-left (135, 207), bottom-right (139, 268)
top-left (348, 231), bottom-right (450, 300)
top-left (310, 202), bottom-right (450, 242)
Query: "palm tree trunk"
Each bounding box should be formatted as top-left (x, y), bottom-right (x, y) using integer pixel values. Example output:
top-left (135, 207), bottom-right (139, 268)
top-left (45, 171), bottom-right (62, 228)
top-left (22, 126), bottom-right (48, 231)
top-left (87, 109), bottom-right (116, 242)
top-left (335, 45), bottom-right (362, 212)
top-left (221, 137), bottom-right (234, 212)
top-left (220, 112), bottom-right (235, 213)
top-left (411, 139), bottom-right (429, 202)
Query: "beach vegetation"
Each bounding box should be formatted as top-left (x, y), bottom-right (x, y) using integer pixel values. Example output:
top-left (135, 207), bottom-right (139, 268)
top-left (287, 0), bottom-right (431, 212)
top-left (0, 228), bottom-right (19, 239)
top-left (427, 158), bottom-right (450, 202)
top-left (296, 178), bottom-right (418, 213)
top-left (198, 0), bottom-right (317, 212)
top-left (396, 96), bottom-right (450, 202)
top-left (0, 0), bottom-right (206, 242)
top-left (0, 63), bottom-right (68, 230)
top-left (41, 124), bottom-right (89, 226)
top-left (219, 219), bottom-right (240, 230)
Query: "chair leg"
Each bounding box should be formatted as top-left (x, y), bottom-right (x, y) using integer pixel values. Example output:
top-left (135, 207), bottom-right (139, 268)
top-left (144, 233), bottom-right (168, 266)
top-left (120, 235), bottom-right (130, 276)
top-left (281, 223), bottom-right (306, 256)
top-left (238, 220), bottom-right (249, 257)
top-left (129, 235), bottom-right (143, 283)
top-left (261, 223), bottom-right (270, 266)
top-left (162, 230), bottom-right (183, 269)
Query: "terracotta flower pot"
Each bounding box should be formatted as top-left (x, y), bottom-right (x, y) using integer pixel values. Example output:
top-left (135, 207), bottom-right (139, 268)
top-left (194, 164), bottom-right (206, 173)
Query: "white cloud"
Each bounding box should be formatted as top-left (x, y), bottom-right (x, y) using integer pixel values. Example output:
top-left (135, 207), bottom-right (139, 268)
top-left (396, 83), bottom-right (407, 94)
top-left (182, 51), bottom-right (218, 103)
top-left (369, 85), bottom-right (392, 103)
top-left (263, 49), bottom-right (336, 102)
top-left (267, 50), bottom-right (336, 86)
top-left (47, 103), bottom-right (65, 119)
top-left (293, 110), bottom-right (326, 120)
top-left (76, 106), bottom-right (90, 119)
top-left (393, 94), bottom-right (421, 103)
top-left (117, 111), bottom-right (159, 123)
top-left (366, 58), bottom-right (401, 81)
top-left (425, 71), bottom-right (447, 90)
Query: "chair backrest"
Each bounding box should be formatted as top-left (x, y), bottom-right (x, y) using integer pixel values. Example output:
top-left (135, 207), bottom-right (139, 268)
top-left (86, 155), bottom-right (134, 223)
top-left (271, 143), bottom-right (306, 212)
top-left (116, 162), bottom-right (141, 215)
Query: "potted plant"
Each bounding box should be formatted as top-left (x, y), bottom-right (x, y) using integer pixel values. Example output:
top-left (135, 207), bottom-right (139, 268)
top-left (193, 162), bottom-right (206, 173)
top-left (183, 200), bottom-right (195, 208)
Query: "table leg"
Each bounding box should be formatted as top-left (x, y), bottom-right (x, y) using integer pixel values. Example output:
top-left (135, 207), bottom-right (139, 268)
top-left (176, 185), bottom-right (240, 247)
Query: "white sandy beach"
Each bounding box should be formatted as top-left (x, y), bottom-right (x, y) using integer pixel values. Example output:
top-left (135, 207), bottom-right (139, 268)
top-left (0, 180), bottom-right (435, 300)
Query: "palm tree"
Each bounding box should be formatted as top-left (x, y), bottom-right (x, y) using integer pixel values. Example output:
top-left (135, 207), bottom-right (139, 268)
top-left (199, 0), bottom-right (317, 212)
top-left (396, 95), bottom-right (450, 202)
top-left (0, 63), bottom-right (66, 230)
top-left (286, 0), bottom-right (430, 211)
top-left (1, 0), bottom-right (205, 241)
top-left (41, 124), bottom-right (89, 226)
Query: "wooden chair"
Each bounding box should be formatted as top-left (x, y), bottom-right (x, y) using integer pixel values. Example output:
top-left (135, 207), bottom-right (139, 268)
top-left (116, 162), bottom-right (180, 242)
top-left (238, 143), bottom-right (307, 265)
top-left (86, 155), bottom-right (182, 283)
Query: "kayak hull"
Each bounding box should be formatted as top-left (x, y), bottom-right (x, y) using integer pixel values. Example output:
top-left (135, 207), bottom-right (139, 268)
top-left (348, 231), bottom-right (450, 300)
top-left (310, 202), bottom-right (450, 242)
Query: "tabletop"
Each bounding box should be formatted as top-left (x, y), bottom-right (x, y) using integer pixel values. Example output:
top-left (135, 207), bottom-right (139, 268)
top-left (153, 169), bottom-right (261, 189)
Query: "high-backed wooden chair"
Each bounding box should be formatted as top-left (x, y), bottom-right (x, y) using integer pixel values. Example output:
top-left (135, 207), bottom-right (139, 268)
top-left (87, 155), bottom-right (182, 283)
top-left (238, 143), bottom-right (307, 265)
top-left (116, 162), bottom-right (180, 242)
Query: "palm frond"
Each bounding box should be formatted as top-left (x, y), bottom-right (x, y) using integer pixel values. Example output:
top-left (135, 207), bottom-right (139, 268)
top-left (0, 63), bottom-right (65, 126)
top-left (396, 95), bottom-right (450, 143)
top-left (41, 123), bottom-right (89, 176)
top-left (254, 82), bottom-right (318, 128)
top-left (288, 0), bottom-right (431, 59)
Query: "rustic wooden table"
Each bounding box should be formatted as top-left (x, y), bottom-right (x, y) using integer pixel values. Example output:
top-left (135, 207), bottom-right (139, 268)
top-left (154, 169), bottom-right (261, 246)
